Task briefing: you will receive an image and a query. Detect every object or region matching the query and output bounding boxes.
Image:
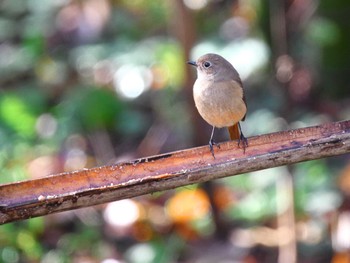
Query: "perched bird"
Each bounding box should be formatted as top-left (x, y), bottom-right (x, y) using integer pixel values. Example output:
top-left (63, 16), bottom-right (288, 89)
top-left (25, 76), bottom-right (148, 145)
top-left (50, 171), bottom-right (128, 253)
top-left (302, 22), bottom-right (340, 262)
top-left (188, 53), bottom-right (248, 157)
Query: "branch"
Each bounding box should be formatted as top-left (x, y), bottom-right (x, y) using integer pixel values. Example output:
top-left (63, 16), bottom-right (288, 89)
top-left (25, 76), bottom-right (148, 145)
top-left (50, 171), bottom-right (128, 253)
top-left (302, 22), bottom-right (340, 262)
top-left (1, 120), bottom-right (350, 225)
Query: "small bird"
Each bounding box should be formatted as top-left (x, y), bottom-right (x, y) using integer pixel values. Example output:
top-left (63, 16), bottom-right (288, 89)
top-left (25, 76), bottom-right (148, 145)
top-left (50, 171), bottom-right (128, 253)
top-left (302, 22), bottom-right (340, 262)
top-left (188, 53), bottom-right (248, 157)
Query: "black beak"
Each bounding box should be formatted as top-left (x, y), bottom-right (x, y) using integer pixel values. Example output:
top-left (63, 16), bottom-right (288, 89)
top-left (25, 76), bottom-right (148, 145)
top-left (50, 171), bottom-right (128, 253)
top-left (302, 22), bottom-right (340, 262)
top-left (187, 61), bottom-right (197, 67)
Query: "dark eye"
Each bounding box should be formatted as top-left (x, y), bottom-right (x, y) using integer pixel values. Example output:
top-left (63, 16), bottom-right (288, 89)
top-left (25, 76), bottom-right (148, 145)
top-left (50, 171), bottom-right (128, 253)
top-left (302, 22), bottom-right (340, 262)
top-left (203, 61), bottom-right (211, 68)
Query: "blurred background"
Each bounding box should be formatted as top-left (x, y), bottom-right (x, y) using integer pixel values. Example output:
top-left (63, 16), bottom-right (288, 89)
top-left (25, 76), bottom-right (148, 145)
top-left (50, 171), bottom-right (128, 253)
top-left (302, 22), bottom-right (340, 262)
top-left (0, 0), bottom-right (350, 262)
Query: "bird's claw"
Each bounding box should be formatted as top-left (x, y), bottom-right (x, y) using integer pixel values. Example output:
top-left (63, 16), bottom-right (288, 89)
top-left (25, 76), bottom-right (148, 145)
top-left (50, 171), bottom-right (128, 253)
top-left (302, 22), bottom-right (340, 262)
top-left (238, 133), bottom-right (248, 153)
top-left (209, 139), bottom-right (220, 158)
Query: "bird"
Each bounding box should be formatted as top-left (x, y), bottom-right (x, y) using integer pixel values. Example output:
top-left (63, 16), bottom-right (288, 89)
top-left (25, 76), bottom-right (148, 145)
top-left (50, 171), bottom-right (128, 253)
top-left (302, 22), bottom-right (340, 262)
top-left (188, 53), bottom-right (248, 158)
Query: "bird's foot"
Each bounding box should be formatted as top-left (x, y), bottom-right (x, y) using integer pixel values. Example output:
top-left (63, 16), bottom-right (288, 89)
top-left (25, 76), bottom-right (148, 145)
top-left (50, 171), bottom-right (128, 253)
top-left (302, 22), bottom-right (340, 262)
top-left (238, 132), bottom-right (248, 153)
top-left (209, 139), bottom-right (220, 158)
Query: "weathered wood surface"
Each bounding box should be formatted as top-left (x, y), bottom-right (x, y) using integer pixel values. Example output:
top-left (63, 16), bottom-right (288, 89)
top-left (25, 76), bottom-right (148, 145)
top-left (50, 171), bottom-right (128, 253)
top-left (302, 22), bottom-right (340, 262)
top-left (1, 120), bottom-right (349, 224)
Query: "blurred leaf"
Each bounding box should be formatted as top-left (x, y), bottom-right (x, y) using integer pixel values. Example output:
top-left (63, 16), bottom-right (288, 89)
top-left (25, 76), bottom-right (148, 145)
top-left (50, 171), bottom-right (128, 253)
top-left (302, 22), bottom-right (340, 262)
top-left (117, 110), bottom-right (149, 136)
top-left (229, 188), bottom-right (277, 222)
top-left (155, 42), bottom-right (185, 88)
top-left (294, 160), bottom-right (332, 191)
top-left (294, 160), bottom-right (338, 215)
top-left (65, 87), bottom-right (125, 131)
top-left (0, 87), bottom-right (45, 136)
top-left (79, 89), bottom-right (123, 130)
top-left (152, 236), bottom-right (185, 263)
top-left (307, 18), bottom-right (341, 47)
top-left (23, 33), bottom-right (45, 57)
top-left (0, 165), bottom-right (28, 184)
top-left (27, 217), bottom-right (45, 235)
top-left (119, 0), bottom-right (168, 30)
top-left (58, 228), bottom-right (101, 258)
top-left (0, 223), bottom-right (17, 245)
top-left (16, 229), bottom-right (43, 260)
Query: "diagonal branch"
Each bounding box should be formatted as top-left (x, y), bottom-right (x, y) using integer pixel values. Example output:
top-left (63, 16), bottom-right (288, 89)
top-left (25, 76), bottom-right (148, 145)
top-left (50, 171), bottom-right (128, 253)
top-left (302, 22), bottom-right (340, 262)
top-left (1, 120), bottom-right (350, 225)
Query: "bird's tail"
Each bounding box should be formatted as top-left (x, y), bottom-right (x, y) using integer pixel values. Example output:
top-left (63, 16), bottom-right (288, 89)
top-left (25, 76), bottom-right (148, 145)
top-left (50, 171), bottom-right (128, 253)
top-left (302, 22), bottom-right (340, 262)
top-left (227, 123), bottom-right (240, 140)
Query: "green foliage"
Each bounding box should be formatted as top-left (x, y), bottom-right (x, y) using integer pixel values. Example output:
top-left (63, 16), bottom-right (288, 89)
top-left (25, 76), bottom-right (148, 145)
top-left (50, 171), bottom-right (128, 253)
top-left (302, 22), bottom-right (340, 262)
top-left (0, 218), bottom-right (45, 262)
top-left (0, 88), bottom-right (45, 140)
top-left (73, 87), bottom-right (125, 130)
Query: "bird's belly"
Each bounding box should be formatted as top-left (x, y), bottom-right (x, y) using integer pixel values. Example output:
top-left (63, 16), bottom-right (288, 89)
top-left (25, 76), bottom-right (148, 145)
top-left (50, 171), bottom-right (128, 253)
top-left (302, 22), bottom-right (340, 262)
top-left (193, 81), bottom-right (246, 128)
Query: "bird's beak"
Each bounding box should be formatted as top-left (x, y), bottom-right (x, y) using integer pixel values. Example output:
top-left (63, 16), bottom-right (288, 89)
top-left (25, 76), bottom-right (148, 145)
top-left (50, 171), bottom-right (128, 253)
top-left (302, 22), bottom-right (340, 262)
top-left (187, 61), bottom-right (197, 67)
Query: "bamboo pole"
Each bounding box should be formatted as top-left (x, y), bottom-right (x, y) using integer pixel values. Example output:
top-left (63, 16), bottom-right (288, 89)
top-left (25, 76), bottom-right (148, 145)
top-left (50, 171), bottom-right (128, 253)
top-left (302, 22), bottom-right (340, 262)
top-left (1, 120), bottom-right (350, 225)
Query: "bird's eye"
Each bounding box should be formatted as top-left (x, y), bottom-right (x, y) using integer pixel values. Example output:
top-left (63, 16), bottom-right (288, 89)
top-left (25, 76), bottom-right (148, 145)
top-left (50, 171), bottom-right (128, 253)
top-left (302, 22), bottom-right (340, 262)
top-left (203, 61), bottom-right (211, 68)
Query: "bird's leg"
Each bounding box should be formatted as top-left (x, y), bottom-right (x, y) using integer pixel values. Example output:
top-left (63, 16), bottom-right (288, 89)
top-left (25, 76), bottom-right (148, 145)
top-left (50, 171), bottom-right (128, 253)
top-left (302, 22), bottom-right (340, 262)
top-left (209, 126), bottom-right (220, 158)
top-left (209, 126), bottom-right (216, 158)
top-left (238, 122), bottom-right (248, 153)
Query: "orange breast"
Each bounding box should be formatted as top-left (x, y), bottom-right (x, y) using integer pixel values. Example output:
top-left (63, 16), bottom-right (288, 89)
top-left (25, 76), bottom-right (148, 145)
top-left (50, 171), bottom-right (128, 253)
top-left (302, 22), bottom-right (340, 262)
top-left (193, 79), bottom-right (246, 128)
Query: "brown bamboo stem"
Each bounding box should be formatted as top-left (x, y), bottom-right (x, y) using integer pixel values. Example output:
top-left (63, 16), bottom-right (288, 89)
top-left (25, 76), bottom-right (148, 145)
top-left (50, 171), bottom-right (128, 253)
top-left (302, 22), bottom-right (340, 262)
top-left (1, 120), bottom-right (350, 225)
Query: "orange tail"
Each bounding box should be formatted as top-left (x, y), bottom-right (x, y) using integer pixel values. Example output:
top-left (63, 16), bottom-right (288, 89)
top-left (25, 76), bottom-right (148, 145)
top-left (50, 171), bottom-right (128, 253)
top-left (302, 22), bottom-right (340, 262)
top-left (228, 123), bottom-right (240, 140)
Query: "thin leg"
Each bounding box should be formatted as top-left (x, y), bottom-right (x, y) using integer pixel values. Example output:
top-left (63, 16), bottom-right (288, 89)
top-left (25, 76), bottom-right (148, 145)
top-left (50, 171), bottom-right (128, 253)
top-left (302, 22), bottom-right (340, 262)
top-left (209, 126), bottom-right (220, 158)
top-left (238, 122), bottom-right (248, 153)
top-left (209, 126), bottom-right (215, 158)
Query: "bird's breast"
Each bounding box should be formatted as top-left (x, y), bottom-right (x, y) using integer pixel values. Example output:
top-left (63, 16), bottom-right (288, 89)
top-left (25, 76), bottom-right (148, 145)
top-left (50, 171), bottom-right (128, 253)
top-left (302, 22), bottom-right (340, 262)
top-left (193, 79), bottom-right (246, 128)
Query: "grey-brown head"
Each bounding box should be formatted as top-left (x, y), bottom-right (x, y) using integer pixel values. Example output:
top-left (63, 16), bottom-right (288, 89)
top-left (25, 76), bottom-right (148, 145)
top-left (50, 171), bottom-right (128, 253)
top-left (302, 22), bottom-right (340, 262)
top-left (188, 53), bottom-right (241, 83)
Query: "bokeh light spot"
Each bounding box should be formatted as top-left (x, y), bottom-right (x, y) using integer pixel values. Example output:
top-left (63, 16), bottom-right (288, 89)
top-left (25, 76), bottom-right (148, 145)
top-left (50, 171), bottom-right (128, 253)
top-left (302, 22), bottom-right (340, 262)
top-left (166, 189), bottom-right (210, 223)
top-left (191, 38), bottom-right (269, 80)
top-left (125, 243), bottom-right (156, 263)
top-left (183, 0), bottom-right (208, 10)
top-left (113, 65), bottom-right (152, 99)
top-left (104, 199), bottom-right (140, 228)
top-left (36, 113), bottom-right (57, 138)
